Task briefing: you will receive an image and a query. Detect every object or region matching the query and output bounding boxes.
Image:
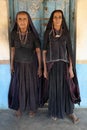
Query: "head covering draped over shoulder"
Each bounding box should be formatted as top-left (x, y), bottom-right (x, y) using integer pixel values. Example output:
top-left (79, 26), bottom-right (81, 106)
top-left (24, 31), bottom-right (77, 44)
top-left (12, 11), bottom-right (40, 42)
top-left (44, 10), bottom-right (81, 105)
top-left (45, 10), bottom-right (68, 33)
top-left (44, 10), bottom-right (74, 66)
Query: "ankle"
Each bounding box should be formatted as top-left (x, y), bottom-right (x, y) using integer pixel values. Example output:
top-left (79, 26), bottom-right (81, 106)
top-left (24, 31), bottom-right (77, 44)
top-left (29, 111), bottom-right (35, 117)
top-left (15, 110), bottom-right (22, 117)
top-left (69, 113), bottom-right (80, 124)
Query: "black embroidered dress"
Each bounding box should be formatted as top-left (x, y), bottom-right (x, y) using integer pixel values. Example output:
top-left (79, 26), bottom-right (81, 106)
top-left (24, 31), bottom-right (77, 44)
top-left (43, 30), bottom-right (76, 118)
top-left (8, 30), bottom-right (40, 112)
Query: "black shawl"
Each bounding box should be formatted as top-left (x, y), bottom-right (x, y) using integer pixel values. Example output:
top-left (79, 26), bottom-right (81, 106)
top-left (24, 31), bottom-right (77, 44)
top-left (11, 11), bottom-right (40, 43)
top-left (43, 10), bottom-right (81, 104)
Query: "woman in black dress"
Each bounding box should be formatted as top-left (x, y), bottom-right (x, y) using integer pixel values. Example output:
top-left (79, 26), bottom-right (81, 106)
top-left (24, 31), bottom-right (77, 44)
top-left (8, 11), bottom-right (42, 117)
top-left (43, 10), bottom-right (81, 123)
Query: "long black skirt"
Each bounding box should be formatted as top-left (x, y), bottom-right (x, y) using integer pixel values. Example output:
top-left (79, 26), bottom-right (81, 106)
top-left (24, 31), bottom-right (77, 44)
top-left (8, 61), bottom-right (39, 112)
top-left (48, 61), bottom-right (74, 119)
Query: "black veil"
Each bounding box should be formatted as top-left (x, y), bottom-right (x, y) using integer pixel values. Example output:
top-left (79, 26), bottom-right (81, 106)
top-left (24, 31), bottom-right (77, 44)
top-left (43, 10), bottom-right (81, 105)
top-left (45, 10), bottom-right (69, 33)
top-left (12, 11), bottom-right (40, 42)
top-left (44, 10), bottom-right (73, 65)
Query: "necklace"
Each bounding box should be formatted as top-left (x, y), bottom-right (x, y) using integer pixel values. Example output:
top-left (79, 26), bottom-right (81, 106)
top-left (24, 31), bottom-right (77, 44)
top-left (18, 30), bottom-right (28, 44)
top-left (53, 28), bottom-right (62, 38)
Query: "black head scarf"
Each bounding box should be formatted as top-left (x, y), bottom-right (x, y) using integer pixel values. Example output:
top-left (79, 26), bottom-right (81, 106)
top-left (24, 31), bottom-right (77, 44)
top-left (44, 10), bottom-right (81, 104)
top-left (44, 10), bottom-right (73, 60)
top-left (45, 10), bottom-right (69, 34)
top-left (12, 11), bottom-right (40, 42)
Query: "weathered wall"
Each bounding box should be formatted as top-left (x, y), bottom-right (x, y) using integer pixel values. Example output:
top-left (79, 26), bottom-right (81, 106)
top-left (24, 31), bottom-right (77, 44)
top-left (0, 0), bottom-right (87, 109)
top-left (76, 0), bottom-right (87, 63)
top-left (0, 0), bottom-right (9, 61)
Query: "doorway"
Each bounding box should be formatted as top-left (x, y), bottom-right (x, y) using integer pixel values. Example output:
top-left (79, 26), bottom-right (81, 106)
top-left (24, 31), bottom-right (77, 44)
top-left (8, 0), bottom-right (76, 61)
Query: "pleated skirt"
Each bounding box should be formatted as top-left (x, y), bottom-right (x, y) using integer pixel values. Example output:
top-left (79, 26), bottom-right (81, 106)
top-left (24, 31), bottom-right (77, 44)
top-left (8, 61), bottom-right (39, 112)
top-left (48, 61), bottom-right (74, 118)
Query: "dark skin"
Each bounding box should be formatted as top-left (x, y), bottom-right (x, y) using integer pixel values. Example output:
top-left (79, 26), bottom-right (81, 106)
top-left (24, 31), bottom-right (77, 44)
top-left (10, 13), bottom-right (42, 117)
top-left (10, 47), bottom-right (15, 73)
top-left (11, 13), bottom-right (42, 77)
top-left (43, 12), bottom-right (74, 79)
top-left (43, 11), bottom-right (79, 123)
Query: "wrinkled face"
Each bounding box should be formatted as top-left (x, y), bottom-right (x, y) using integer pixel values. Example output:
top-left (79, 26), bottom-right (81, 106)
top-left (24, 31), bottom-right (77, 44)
top-left (53, 12), bottom-right (62, 27)
top-left (17, 13), bottom-right (29, 30)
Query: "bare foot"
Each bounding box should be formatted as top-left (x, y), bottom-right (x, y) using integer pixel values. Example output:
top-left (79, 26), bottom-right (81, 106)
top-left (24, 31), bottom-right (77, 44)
top-left (29, 111), bottom-right (35, 117)
top-left (51, 117), bottom-right (57, 121)
top-left (15, 110), bottom-right (22, 118)
top-left (69, 113), bottom-right (80, 124)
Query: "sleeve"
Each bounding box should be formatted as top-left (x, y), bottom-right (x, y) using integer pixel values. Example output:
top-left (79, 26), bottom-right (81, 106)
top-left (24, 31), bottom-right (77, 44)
top-left (32, 33), bottom-right (41, 49)
top-left (43, 30), bottom-right (49, 50)
top-left (66, 32), bottom-right (74, 65)
top-left (10, 31), bottom-right (15, 47)
top-left (66, 33), bottom-right (73, 60)
top-left (35, 38), bottom-right (40, 48)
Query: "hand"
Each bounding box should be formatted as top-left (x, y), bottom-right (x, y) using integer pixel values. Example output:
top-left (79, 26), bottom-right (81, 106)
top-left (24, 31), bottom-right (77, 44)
top-left (11, 65), bottom-right (14, 74)
top-left (43, 70), bottom-right (48, 79)
top-left (37, 67), bottom-right (42, 78)
top-left (69, 67), bottom-right (74, 78)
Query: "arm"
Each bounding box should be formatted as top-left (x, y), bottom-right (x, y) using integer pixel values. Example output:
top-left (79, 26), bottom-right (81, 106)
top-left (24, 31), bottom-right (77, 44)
top-left (43, 50), bottom-right (48, 79)
top-left (42, 30), bottom-right (49, 79)
top-left (68, 55), bottom-right (74, 79)
top-left (10, 47), bottom-right (15, 73)
top-left (66, 32), bottom-right (74, 78)
top-left (35, 48), bottom-right (42, 77)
